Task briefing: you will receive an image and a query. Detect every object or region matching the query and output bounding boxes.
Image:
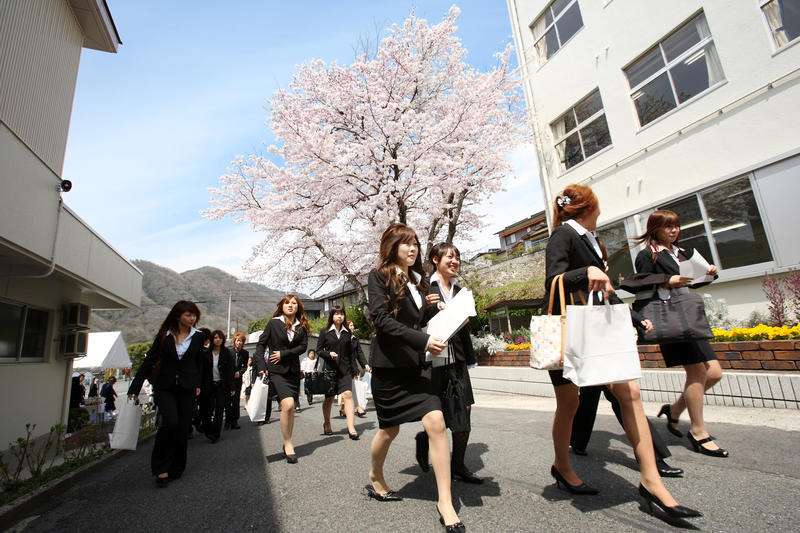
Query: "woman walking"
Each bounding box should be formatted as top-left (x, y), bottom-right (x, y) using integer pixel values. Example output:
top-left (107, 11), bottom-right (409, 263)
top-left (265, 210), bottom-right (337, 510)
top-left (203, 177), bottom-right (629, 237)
top-left (316, 306), bottom-right (359, 439)
top-left (623, 209), bottom-right (727, 458)
top-left (254, 294), bottom-right (309, 463)
top-left (127, 301), bottom-right (205, 487)
top-left (414, 242), bottom-right (482, 485)
top-left (366, 223), bottom-right (464, 532)
top-left (201, 330), bottom-right (235, 443)
top-left (544, 185), bottom-right (701, 522)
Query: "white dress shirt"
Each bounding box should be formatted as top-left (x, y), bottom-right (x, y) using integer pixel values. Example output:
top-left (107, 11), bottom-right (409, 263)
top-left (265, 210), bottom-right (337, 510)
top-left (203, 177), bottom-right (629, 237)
top-left (399, 268), bottom-right (423, 308)
top-left (430, 271), bottom-right (456, 303)
top-left (564, 219), bottom-right (602, 259)
top-left (167, 327), bottom-right (198, 360)
top-left (211, 350), bottom-right (221, 382)
top-left (273, 315), bottom-right (301, 342)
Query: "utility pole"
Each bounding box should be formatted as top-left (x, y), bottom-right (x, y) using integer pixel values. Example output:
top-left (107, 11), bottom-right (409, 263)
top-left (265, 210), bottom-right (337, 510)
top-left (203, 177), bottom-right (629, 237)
top-left (226, 289), bottom-right (232, 337)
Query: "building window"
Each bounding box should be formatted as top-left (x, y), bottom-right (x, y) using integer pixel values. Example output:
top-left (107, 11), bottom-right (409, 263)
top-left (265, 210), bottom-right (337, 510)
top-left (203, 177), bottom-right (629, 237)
top-left (531, 0), bottom-right (584, 65)
top-left (596, 220), bottom-right (633, 288)
top-left (660, 175), bottom-right (773, 270)
top-left (624, 13), bottom-right (725, 127)
top-left (0, 301), bottom-right (49, 362)
top-left (762, 0), bottom-right (800, 49)
top-left (551, 89), bottom-right (611, 172)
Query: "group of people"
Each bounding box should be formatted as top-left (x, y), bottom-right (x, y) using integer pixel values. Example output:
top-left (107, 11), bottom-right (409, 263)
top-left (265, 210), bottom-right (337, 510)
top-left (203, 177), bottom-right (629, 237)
top-left (127, 182), bottom-right (727, 530)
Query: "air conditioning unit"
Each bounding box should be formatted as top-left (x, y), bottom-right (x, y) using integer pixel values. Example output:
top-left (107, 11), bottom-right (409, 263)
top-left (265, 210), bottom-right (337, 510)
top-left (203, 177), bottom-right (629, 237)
top-left (63, 303), bottom-right (91, 330)
top-left (61, 330), bottom-right (88, 358)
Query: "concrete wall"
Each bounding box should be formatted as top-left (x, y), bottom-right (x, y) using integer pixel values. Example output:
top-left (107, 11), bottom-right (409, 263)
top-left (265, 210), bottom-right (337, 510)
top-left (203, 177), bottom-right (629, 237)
top-left (0, 0), bottom-right (82, 175)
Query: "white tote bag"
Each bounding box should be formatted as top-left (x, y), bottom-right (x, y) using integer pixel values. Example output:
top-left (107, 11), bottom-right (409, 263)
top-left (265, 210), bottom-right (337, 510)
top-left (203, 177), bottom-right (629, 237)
top-left (352, 378), bottom-right (368, 410)
top-left (530, 274), bottom-right (567, 370)
top-left (562, 292), bottom-right (642, 387)
top-left (109, 398), bottom-right (141, 450)
top-left (246, 377), bottom-right (269, 422)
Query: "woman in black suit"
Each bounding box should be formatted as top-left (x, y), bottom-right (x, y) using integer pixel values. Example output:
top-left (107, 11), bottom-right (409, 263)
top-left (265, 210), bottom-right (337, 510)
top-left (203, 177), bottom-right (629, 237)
top-left (128, 300), bottom-right (205, 487)
top-left (414, 242), bottom-right (482, 485)
top-left (201, 330), bottom-right (235, 443)
top-left (366, 223), bottom-right (464, 533)
top-left (622, 209), bottom-right (727, 458)
top-left (544, 185), bottom-right (701, 521)
top-left (316, 306), bottom-right (359, 439)
top-left (254, 294), bottom-right (309, 464)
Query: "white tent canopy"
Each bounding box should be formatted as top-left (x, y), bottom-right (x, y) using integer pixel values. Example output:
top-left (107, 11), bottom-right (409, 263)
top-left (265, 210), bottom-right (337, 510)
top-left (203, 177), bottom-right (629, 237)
top-left (73, 331), bottom-right (131, 370)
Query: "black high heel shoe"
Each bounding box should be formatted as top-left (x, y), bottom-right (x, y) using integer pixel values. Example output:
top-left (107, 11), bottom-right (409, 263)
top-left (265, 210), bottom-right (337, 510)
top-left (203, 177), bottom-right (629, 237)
top-left (639, 484), bottom-right (702, 519)
top-left (323, 424), bottom-right (333, 436)
top-left (688, 433), bottom-right (729, 457)
top-left (657, 404), bottom-right (683, 437)
top-left (550, 466), bottom-right (599, 495)
top-left (282, 445), bottom-right (298, 464)
top-left (348, 432), bottom-right (360, 440)
top-left (436, 504), bottom-right (465, 532)
top-left (364, 484), bottom-right (402, 502)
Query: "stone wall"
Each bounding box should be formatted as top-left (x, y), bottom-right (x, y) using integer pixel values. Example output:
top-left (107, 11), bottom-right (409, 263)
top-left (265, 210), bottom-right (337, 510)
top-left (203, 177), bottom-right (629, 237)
top-left (463, 250), bottom-right (545, 291)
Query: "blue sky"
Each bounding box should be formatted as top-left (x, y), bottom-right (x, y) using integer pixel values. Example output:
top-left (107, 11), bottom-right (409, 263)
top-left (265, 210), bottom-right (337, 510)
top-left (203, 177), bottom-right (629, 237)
top-left (63, 1), bottom-right (542, 283)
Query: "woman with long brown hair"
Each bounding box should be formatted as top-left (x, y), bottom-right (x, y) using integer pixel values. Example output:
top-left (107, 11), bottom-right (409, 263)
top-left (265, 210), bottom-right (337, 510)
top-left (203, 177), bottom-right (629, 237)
top-left (366, 223), bottom-right (464, 532)
top-left (543, 185), bottom-right (701, 522)
top-left (254, 294), bottom-right (309, 463)
top-left (623, 209), bottom-right (727, 458)
top-left (128, 300), bottom-right (205, 487)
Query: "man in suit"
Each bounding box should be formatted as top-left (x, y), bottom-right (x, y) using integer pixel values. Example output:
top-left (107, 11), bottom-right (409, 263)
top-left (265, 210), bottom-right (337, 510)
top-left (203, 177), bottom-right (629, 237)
top-left (225, 332), bottom-right (249, 430)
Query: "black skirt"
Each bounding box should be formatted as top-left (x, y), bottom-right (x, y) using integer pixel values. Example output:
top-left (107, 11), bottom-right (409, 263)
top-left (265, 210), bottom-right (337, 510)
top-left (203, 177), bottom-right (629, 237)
top-left (371, 367), bottom-right (441, 429)
top-left (326, 373), bottom-right (353, 398)
top-left (660, 339), bottom-right (717, 367)
top-left (269, 371), bottom-right (300, 402)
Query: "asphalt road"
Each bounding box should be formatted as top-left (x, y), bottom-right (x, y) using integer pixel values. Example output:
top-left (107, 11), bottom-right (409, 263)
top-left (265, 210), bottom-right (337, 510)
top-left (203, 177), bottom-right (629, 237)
top-left (12, 394), bottom-right (800, 532)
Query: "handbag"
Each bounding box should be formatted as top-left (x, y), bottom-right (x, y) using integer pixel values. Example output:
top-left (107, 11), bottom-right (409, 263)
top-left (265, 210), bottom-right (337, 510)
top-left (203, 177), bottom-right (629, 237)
top-left (352, 377), bottom-right (368, 410)
top-left (440, 349), bottom-right (471, 433)
top-left (245, 376), bottom-right (269, 422)
top-left (637, 289), bottom-right (713, 344)
top-left (529, 274), bottom-right (567, 370)
top-left (562, 291), bottom-right (642, 387)
top-left (109, 398), bottom-right (141, 450)
top-left (305, 358), bottom-right (337, 396)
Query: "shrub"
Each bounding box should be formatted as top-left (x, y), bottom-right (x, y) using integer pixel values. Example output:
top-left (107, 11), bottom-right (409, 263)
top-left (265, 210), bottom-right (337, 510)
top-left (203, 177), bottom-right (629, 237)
top-left (470, 334), bottom-right (506, 355)
top-left (127, 342), bottom-right (151, 373)
top-left (712, 324), bottom-right (800, 341)
top-left (505, 342), bottom-right (531, 351)
top-left (784, 272), bottom-right (800, 324)
top-left (762, 275), bottom-right (788, 326)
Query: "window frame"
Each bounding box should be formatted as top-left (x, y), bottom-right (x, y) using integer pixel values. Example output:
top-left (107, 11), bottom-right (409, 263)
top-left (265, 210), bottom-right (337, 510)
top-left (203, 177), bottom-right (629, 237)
top-left (759, 0), bottom-right (800, 55)
top-left (0, 298), bottom-right (51, 364)
top-left (550, 88), bottom-right (613, 174)
top-left (623, 11), bottom-right (726, 128)
top-left (529, 0), bottom-right (584, 67)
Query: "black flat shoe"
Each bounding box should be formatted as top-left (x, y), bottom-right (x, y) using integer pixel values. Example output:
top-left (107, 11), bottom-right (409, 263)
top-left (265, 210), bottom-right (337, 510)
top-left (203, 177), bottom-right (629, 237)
top-left (364, 484), bottom-right (402, 502)
top-left (550, 466), bottom-right (599, 495)
top-left (639, 484), bottom-right (702, 519)
top-left (437, 504), bottom-right (465, 532)
top-left (356, 411), bottom-right (367, 418)
top-left (453, 466), bottom-right (484, 485)
top-left (570, 446), bottom-right (588, 456)
top-left (349, 432), bottom-right (360, 440)
top-left (415, 431), bottom-right (430, 472)
top-left (657, 404), bottom-right (684, 437)
top-left (282, 446), bottom-right (298, 464)
top-left (688, 433), bottom-right (729, 457)
top-left (231, 423), bottom-right (241, 430)
top-left (656, 458), bottom-right (684, 478)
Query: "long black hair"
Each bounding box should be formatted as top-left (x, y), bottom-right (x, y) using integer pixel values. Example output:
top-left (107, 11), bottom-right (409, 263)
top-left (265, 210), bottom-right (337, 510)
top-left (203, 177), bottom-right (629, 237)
top-left (157, 300), bottom-right (201, 341)
top-left (427, 242), bottom-right (461, 274)
top-left (324, 305), bottom-right (347, 332)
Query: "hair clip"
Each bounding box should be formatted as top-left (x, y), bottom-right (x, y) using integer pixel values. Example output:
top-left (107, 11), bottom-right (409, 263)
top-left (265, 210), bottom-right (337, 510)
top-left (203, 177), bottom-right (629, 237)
top-left (556, 195), bottom-right (572, 208)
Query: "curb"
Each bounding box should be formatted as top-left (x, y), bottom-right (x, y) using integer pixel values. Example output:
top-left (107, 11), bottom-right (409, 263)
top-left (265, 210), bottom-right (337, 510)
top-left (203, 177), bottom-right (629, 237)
top-left (0, 431), bottom-right (156, 531)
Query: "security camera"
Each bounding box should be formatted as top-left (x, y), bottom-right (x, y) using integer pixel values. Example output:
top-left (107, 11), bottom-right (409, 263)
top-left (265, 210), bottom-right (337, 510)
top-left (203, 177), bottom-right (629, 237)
top-left (58, 180), bottom-right (72, 193)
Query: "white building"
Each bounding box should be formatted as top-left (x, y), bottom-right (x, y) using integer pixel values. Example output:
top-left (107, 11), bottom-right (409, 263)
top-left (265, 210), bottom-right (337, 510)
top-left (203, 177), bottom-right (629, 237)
top-left (507, 0), bottom-right (800, 319)
top-left (1, 1), bottom-right (142, 448)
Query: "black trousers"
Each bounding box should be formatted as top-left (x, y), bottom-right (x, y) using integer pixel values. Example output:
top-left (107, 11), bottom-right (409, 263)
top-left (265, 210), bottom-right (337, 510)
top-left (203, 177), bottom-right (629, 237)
top-left (226, 378), bottom-right (243, 426)
top-left (571, 385), bottom-right (671, 459)
top-left (202, 382), bottom-right (227, 438)
top-left (152, 385), bottom-right (194, 476)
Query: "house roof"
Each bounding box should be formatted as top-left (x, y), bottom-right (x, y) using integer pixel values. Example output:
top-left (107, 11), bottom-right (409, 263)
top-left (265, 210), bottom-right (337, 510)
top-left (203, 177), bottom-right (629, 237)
top-left (495, 211), bottom-right (547, 237)
top-left (485, 298), bottom-right (543, 311)
top-left (68, 0), bottom-right (122, 53)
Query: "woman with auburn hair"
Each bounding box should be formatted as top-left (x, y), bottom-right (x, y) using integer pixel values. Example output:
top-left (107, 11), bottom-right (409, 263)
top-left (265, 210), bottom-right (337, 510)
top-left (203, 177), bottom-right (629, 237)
top-left (622, 209), bottom-right (727, 458)
top-left (543, 185), bottom-right (701, 522)
top-left (254, 294), bottom-right (309, 464)
top-left (128, 300), bottom-right (205, 487)
top-left (366, 223), bottom-right (464, 532)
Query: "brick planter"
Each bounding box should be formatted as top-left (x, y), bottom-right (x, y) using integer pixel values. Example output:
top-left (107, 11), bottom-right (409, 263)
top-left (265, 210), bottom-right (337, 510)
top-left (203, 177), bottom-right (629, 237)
top-left (478, 340), bottom-right (800, 370)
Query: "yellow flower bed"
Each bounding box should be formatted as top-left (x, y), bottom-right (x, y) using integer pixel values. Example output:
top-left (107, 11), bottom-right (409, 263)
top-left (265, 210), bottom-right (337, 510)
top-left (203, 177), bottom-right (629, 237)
top-left (505, 342), bottom-right (531, 351)
top-left (712, 324), bottom-right (800, 341)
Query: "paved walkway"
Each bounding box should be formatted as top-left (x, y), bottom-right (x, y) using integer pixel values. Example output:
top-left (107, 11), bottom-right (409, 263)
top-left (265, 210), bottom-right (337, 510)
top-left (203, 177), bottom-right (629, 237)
top-left (10, 392), bottom-right (800, 532)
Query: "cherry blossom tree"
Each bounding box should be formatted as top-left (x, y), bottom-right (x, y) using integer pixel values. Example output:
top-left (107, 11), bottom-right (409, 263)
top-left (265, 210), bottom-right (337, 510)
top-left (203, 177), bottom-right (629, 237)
top-left (204, 6), bottom-right (524, 300)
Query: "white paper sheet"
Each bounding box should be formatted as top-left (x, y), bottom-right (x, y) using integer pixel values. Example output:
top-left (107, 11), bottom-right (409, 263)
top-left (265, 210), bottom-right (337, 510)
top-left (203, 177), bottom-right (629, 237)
top-left (679, 249), bottom-right (714, 285)
top-left (423, 288), bottom-right (476, 361)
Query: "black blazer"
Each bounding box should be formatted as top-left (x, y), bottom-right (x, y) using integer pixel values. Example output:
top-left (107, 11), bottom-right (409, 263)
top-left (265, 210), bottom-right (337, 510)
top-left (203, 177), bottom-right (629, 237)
top-left (368, 268), bottom-right (437, 369)
top-left (428, 277), bottom-right (476, 366)
top-left (544, 223), bottom-right (643, 323)
top-left (128, 330), bottom-right (205, 395)
top-left (316, 327), bottom-right (357, 378)
top-left (232, 348), bottom-right (249, 377)
top-left (352, 336), bottom-right (367, 369)
top-left (622, 246), bottom-right (718, 312)
top-left (202, 346), bottom-right (236, 391)
top-left (254, 318), bottom-right (309, 375)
